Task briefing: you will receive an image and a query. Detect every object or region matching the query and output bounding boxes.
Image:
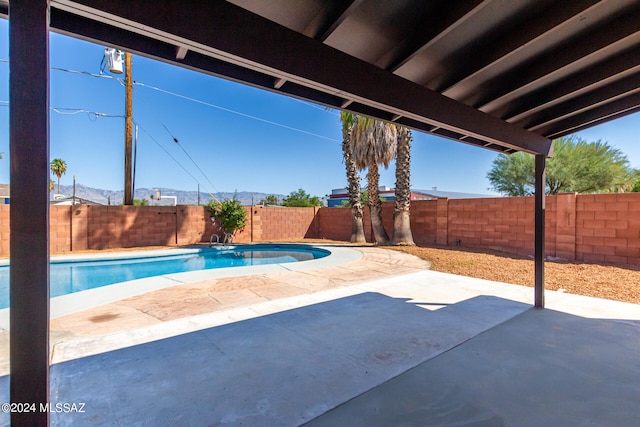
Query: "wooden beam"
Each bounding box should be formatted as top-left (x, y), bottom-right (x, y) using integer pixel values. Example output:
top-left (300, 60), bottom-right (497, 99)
top-left (304, 0), bottom-right (363, 42)
top-left (175, 45), bottom-right (188, 60)
top-left (524, 73), bottom-right (640, 131)
top-left (538, 92), bottom-right (640, 138)
top-left (440, 0), bottom-right (601, 95)
top-left (500, 46), bottom-right (640, 123)
top-left (50, 0), bottom-right (552, 156)
top-left (535, 155), bottom-right (546, 308)
top-left (475, 8), bottom-right (640, 113)
top-left (9, 0), bottom-right (51, 424)
top-left (381, 0), bottom-right (488, 72)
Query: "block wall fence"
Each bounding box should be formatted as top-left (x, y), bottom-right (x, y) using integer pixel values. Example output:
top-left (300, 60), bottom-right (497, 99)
top-left (1, 192), bottom-right (639, 264)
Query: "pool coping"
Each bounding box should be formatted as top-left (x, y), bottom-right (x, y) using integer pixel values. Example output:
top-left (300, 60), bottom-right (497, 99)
top-left (0, 244), bottom-right (363, 331)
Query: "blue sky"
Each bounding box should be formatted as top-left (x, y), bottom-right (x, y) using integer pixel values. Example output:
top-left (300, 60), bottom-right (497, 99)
top-left (0, 19), bottom-right (638, 199)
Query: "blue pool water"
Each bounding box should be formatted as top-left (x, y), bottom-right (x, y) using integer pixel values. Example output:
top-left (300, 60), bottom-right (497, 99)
top-left (0, 245), bottom-right (329, 309)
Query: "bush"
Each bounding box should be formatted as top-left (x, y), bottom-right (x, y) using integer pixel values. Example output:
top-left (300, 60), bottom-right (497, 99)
top-left (207, 198), bottom-right (247, 235)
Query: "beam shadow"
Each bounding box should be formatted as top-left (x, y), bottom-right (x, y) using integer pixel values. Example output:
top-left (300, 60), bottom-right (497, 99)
top-left (1, 293), bottom-right (531, 425)
top-left (304, 308), bottom-right (640, 427)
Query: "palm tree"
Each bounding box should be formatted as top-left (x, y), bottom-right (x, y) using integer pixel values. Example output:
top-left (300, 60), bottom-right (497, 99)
top-left (352, 116), bottom-right (397, 245)
top-left (390, 126), bottom-right (415, 245)
top-left (339, 112), bottom-right (366, 243)
top-left (49, 178), bottom-right (55, 192)
top-left (50, 158), bottom-right (67, 194)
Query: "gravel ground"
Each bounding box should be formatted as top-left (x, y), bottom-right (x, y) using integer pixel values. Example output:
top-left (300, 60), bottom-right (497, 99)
top-left (386, 244), bottom-right (640, 305)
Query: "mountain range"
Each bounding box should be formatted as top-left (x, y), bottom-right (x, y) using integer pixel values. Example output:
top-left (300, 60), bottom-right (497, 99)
top-left (53, 184), bottom-right (285, 206)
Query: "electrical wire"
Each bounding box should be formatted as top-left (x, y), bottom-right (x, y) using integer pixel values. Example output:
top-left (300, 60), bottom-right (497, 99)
top-left (51, 66), bottom-right (119, 82)
top-left (50, 107), bottom-right (125, 121)
top-left (290, 97), bottom-right (340, 116)
top-left (1, 101), bottom-right (123, 119)
top-left (161, 123), bottom-right (220, 196)
top-left (134, 120), bottom-right (217, 199)
top-left (1, 59), bottom-right (340, 142)
top-left (1, 60), bottom-right (339, 201)
top-left (134, 81), bottom-right (340, 142)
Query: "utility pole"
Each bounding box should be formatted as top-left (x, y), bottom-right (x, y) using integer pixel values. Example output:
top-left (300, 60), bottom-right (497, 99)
top-left (124, 51), bottom-right (133, 205)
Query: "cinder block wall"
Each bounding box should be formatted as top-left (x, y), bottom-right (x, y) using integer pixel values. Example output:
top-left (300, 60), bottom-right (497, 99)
top-left (576, 193), bottom-right (640, 264)
top-left (50, 205), bottom-right (72, 253)
top-left (256, 206), bottom-right (320, 241)
top-left (0, 205), bottom-right (9, 256)
top-left (446, 197), bottom-right (537, 256)
top-left (2, 194), bottom-right (640, 265)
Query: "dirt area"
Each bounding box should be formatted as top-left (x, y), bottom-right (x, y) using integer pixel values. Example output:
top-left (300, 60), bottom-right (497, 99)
top-left (385, 244), bottom-right (640, 305)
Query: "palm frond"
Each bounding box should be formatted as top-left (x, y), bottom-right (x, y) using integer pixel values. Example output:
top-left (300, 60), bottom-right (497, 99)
top-left (351, 115), bottom-right (397, 170)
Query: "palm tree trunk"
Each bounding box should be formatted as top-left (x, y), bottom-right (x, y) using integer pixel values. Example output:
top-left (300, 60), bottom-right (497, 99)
top-left (391, 127), bottom-right (415, 245)
top-left (342, 126), bottom-right (366, 242)
top-left (57, 177), bottom-right (60, 194)
top-left (367, 162), bottom-right (389, 244)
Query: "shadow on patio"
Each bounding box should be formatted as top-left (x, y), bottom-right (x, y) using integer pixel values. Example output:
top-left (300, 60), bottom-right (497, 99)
top-left (1, 286), bottom-right (638, 426)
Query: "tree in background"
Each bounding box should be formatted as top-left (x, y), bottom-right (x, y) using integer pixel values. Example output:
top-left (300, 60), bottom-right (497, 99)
top-left (208, 197), bottom-right (247, 237)
top-left (50, 158), bottom-right (68, 195)
top-left (352, 117), bottom-right (397, 245)
top-left (339, 112), bottom-right (366, 242)
top-left (134, 198), bottom-right (149, 206)
top-left (259, 194), bottom-right (280, 206)
top-left (282, 188), bottom-right (323, 207)
top-left (488, 136), bottom-right (637, 196)
top-left (390, 126), bottom-right (415, 245)
top-left (49, 179), bottom-right (55, 192)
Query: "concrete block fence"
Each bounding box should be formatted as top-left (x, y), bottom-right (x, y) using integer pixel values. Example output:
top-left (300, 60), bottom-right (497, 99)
top-left (1, 193), bottom-right (639, 264)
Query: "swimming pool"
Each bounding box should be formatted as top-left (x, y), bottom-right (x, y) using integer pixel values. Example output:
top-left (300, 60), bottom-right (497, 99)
top-left (0, 244), bottom-right (329, 309)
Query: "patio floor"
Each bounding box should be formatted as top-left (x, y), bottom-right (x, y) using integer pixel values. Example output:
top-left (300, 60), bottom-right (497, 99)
top-left (1, 246), bottom-right (638, 426)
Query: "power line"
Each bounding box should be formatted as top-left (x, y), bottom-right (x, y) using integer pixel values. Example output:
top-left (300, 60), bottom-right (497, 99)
top-left (1, 101), bottom-right (124, 120)
top-left (52, 66), bottom-right (119, 82)
top-left (1, 59), bottom-right (341, 142)
top-left (4, 103), bottom-right (221, 201)
top-left (134, 81), bottom-right (340, 142)
top-left (291, 97), bottom-right (340, 116)
top-left (1, 58), bottom-right (120, 82)
top-left (161, 123), bottom-right (219, 195)
top-left (134, 120), bottom-right (214, 196)
top-left (50, 107), bottom-right (125, 120)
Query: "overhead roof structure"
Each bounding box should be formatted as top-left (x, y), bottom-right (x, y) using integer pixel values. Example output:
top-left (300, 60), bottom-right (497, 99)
top-left (3, 1), bottom-right (639, 424)
top-left (2, 1), bottom-right (639, 155)
top-left (3, 1), bottom-right (639, 155)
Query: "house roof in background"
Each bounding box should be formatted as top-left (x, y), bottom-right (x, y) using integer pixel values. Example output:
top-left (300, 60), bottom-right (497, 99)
top-left (412, 189), bottom-right (493, 200)
top-left (2, 0), bottom-right (637, 158)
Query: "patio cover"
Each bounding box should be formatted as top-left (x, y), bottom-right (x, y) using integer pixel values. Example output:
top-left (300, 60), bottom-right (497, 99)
top-left (2, 0), bottom-right (639, 424)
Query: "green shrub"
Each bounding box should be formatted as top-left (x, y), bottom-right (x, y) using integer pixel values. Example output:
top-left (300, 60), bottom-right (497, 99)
top-left (207, 198), bottom-right (247, 235)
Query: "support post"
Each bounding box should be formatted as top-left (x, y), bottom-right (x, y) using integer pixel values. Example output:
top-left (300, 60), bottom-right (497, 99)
top-left (124, 51), bottom-right (133, 205)
top-left (534, 154), bottom-right (546, 308)
top-left (9, 1), bottom-right (51, 425)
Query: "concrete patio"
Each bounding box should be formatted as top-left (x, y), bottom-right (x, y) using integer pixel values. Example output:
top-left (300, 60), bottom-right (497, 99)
top-left (1, 246), bottom-right (638, 426)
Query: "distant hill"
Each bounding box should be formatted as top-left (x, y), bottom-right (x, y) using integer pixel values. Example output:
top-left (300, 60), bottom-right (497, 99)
top-left (54, 184), bottom-right (285, 206)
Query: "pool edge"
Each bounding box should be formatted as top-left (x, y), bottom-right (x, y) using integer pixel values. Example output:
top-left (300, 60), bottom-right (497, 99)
top-left (0, 244), bottom-right (362, 330)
